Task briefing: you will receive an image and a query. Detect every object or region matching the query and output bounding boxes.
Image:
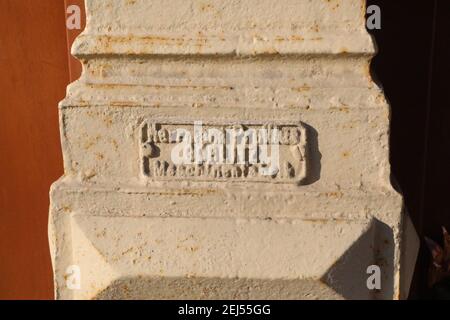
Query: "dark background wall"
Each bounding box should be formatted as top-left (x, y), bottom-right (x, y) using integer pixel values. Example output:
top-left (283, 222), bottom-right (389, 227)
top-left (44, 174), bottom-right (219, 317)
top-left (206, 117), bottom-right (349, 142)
top-left (0, 0), bottom-right (448, 299)
top-left (368, 0), bottom-right (450, 298)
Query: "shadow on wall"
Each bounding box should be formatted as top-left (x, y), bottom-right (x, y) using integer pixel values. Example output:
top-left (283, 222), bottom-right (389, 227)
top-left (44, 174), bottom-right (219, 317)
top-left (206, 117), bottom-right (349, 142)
top-left (93, 220), bottom-right (395, 300)
top-left (322, 219), bottom-right (395, 299)
top-left (303, 123), bottom-right (322, 185)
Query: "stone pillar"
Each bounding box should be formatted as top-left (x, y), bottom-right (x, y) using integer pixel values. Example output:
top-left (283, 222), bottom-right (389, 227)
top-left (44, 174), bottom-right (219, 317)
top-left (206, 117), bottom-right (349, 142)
top-left (49, 0), bottom-right (419, 299)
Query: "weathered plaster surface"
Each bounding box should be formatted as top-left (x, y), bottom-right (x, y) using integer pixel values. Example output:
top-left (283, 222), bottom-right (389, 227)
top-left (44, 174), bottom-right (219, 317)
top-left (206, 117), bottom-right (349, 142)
top-left (50, 0), bottom-right (418, 299)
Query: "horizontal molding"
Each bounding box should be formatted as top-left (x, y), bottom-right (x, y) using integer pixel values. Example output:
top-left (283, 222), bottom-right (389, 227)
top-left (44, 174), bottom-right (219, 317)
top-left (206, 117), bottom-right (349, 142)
top-left (72, 33), bottom-right (375, 57)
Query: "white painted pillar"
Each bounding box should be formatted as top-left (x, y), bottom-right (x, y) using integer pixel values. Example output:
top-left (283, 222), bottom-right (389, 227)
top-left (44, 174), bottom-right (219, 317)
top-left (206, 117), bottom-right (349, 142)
top-left (49, 0), bottom-right (418, 299)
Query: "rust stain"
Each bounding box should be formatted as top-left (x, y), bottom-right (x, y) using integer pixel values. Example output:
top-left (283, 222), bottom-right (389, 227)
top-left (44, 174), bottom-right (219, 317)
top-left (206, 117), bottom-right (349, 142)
top-left (321, 191), bottom-right (344, 199)
top-left (83, 135), bottom-right (101, 150)
top-left (293, 85), bottom-right (311, 92)
top-left (302, 218), bottom-right (348, 224)
top-left (329, 106), bottom-right (350, 113)
top-left (146, 189), bottom-right (218, 197)
top-left (90, 83), bottom-right (235, 91)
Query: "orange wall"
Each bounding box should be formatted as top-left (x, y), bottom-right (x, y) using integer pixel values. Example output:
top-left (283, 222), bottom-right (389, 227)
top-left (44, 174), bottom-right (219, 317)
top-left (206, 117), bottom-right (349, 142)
top-left (0, 0), bottom-right (83, 299)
